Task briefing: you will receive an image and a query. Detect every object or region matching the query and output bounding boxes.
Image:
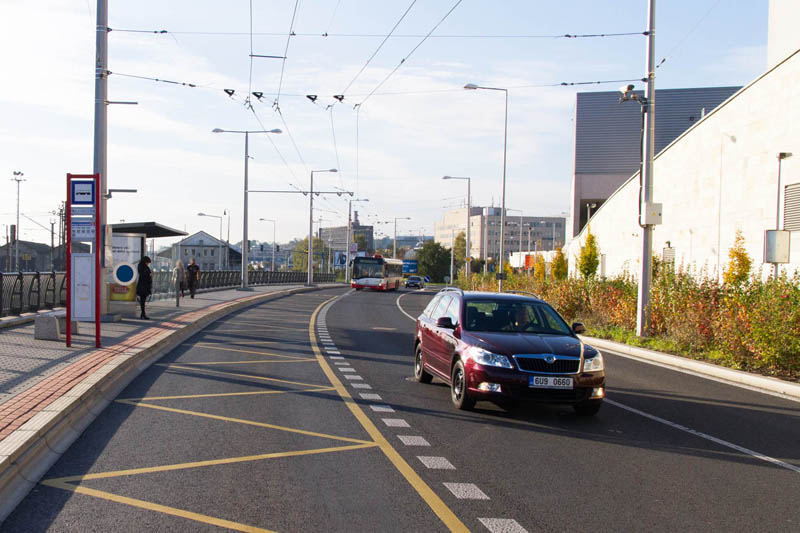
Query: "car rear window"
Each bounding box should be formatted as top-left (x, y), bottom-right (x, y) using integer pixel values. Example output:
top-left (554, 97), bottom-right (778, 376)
top-left (463, 300), bottom-right (572, 335)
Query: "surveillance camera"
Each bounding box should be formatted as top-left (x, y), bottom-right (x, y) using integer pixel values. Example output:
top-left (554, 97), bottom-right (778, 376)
top-left (619, 84), bottom-right (634, 95)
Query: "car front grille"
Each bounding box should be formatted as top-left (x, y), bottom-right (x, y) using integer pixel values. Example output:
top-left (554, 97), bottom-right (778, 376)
top-left (515, 355), bottom-right (580, 374)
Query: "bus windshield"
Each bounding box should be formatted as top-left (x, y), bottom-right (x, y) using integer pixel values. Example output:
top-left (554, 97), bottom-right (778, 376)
top-left (353, 261), bottom-right (383, 279)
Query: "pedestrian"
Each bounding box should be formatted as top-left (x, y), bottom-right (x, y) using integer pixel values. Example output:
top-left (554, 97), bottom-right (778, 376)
top-left (186, 257), bottom-right (200, 299)
top-left (136, 256), bottom-right (152, 320)
top-left (172, 260), bottom-right (186, 307)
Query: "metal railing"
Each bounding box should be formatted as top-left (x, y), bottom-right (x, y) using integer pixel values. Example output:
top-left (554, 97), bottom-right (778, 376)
top-left (0, 270), bottom-right (335, 317)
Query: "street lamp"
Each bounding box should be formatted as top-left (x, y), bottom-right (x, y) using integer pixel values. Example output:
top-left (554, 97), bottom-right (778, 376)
top-left (308, 169), bottom-right (338, 285)
top-left (11, 171), bottom-right (25, 271)
top-left (197, 212), bottom-right (223, 270)
top-left (586, 202), bottom-right (597, 226)
top-left (465, 83), bottom-right (508, 291)
top-left (443, 176), bottom-right (471, 278)
top-left (393, 217), bottom-right (411, 259)
top-left (212, 127), bottom-right (282, 290)
top-left (775, 152), bottom-right (793, 278)
top-left (258, 218), bottom-right (277, 272)
top-left (346, 198), bottom-right (369, 283)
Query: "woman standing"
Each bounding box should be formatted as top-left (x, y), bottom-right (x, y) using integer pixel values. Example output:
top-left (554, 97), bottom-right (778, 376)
top-left (136, 256), bottom-right (153, 320)
top-left (172, 260), bottom-right (186, 307)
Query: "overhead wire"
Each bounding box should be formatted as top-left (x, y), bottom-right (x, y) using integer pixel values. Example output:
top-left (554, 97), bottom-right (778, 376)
top-left (656, 0), bottom-right (723, 70)
top-left (340, 0), bottom-right (418, 95)
top-left (274, 0), bottom-right (301, 107)
top-left (324, 0), bottom-right (342, 35)
top-left (355, 0), bottom-right (465, 106)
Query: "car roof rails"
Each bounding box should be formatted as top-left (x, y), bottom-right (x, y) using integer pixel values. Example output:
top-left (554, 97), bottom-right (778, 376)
top-left (505, 290), bottom-right (540, 299)
top-left (438, 287), bottom-right (464, 295)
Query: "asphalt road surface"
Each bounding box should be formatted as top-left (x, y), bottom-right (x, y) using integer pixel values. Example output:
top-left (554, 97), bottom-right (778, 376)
top-left (3, 288), bottom-right (799, 532)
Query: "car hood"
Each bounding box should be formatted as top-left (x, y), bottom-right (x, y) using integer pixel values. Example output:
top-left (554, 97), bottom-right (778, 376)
top-left (464, 331), bottom-right (586, 357)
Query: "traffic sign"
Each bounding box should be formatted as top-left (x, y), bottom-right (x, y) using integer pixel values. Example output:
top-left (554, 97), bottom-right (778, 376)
top-left (71, 220), bottom-right (96, 241)
top-left (71, 180), bottom-right (95, 205)
top-left (423, 275), bottom-right (431, 283)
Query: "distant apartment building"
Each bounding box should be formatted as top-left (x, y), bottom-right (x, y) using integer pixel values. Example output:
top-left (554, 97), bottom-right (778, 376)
top-left (570, 86), bottom-right (741, 238)
top-left (434, 206), bottom-right (565, 261)
top-left (317, 210), bottom-right (374, 252)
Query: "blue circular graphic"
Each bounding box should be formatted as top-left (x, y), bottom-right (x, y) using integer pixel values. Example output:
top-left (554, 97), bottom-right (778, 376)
top-left (116, 264), bottom-right (135, 283)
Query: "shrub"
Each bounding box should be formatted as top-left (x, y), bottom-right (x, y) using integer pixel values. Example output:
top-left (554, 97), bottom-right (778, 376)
top-left (723, 229), bottom-right (752, 286)
top-left (578, 230), bottom-right (600, 280)
top-left (552, 248), bottom-right (568, 280)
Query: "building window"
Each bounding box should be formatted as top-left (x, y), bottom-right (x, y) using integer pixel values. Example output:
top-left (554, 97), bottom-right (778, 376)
top-left (192, 249), bottom-right (196, 256)
top-left (203, 249), bottom-right (207, 257)
top-left (210, 248), bottom-right (215, 256)
top-left (184, 248), bottom-right (188, 256)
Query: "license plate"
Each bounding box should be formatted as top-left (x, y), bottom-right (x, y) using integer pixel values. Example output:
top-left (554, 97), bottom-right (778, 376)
top-left (529, 376), bottom-right (573, 389)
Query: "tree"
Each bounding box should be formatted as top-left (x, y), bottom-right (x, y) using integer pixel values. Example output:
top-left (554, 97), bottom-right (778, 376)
top-left (723, 229), bottom-right (752, 285)
top-left (552, 247), bottom-right (568, 280)
top-left (291, 237), bottom-right (330, 272)
top-left (533, 254), bottom-right (547, 282)
top-left (415, 241), bottom-right (450, 282)
top-left (453, 231), bottom-right (466, 270)
top-left (578, 230), bottom-right (600, 280)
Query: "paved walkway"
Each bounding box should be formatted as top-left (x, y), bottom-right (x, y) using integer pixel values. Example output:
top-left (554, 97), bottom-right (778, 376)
top-left (0, 285), bottom-right (314, 407)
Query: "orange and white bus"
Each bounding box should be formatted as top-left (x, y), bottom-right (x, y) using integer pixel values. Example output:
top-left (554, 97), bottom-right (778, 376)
top-left (351, 255), bottom-right (404, 291)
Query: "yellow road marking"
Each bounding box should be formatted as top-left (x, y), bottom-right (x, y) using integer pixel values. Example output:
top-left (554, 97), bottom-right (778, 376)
top-left (116, 400), bottom-right (372, 445)
top-left (44, 443), bottom-right (377, 483)
top-left (41, 478), bottom-right (275, 533)
top-left (308, 297), bottom-right (469, 532)
top-left (119, 386), bottom-right (334, 402)
top-left (158, 363), bottom-right (326, 389)
top-left (184, 343), bottom-right (309, 360)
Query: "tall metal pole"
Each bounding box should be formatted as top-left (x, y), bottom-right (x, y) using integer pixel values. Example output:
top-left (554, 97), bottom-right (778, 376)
top-left (552, 222), bottom-right (556, 251)
top-left (483, 213), bottom-right (489, 274)
top-left (241, 132), bottom-right (251, 290)
top-left (518, 213), bottom-right (523, 257)
top-left (308, 171), bottom-right (314, 285)
top-left (94, 0), bottom-right (109, 312)
top-left (636, 0), bottom-right (656, 337)
top-left (11, 172), bottom-right (25, 270)
top-left (50, 220), bottom-right (55, 270)
top-left (272, 222), bottom-right (276, 272)
top-left (346, 201), bottom-right (352, 283)
top-left (393, 219), bottom-right (397, 259)
top-left (775, 153), bottom-right (792, 278)
top-left (450, 229), bottom-right (455, 285)
top-left (218, 218), bottom-right (223, 271)
top-left (498, 89), bottom-right (508, 292)
top-left (465, 178), bottom-right (471, 278)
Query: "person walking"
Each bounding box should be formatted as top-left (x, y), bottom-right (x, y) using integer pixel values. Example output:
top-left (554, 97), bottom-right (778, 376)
top-left (136, 256), bottom-right (153, 320)
top-left (186, 257), bottom-right (200, 299)
top-left (172, 260), bottom-right (186, 307)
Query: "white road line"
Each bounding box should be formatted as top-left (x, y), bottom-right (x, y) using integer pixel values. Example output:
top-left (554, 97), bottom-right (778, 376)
top-left (333, 361), bottom-right (349, 366)
top-left (344, 374), bottom-right (363, 380)
top-left (442, 482), bottom-right (489, 500)
top-left (606, 399), bottom-right (800, 474)
top-left (382, 418), bottom-right (410, 428)
top-left (369, 405), bottom-right (395, 413)
top-left (395, 292), bottom-right (417, 322)
top-left (360, 393), bottom-right (382, 400)
top-left (417, 456), bottom-right (455, 470)
top-left (339, 367), bottom-right (356, 373)
top-left (329, 356), bottom-right (344, 360)
top-left (478, 518), bottom-right (528, 533)
top-left (398, 435), bottom-right (430, 446)
top-left (351, 383), bottom-right (372, 389)
top-left (326, 351), bottom-right (341, 355)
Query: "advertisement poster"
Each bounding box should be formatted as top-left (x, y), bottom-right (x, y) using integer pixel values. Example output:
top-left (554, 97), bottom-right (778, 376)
top-left (112, 233), bottom-right (143, 264)
top-left (71, 253), bottom-right (95, 321)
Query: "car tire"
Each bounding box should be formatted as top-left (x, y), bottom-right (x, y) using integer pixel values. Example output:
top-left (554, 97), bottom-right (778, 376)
top-left (414, 345), bottom-right (433, 384)
top-left (573, 399), bottom-right (602, 416)
top-left (450, 360), bottom-right (475, 410)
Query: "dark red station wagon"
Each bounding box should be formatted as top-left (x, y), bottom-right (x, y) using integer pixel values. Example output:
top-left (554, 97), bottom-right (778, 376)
top-left (414, 288), bottom-right (605, 415)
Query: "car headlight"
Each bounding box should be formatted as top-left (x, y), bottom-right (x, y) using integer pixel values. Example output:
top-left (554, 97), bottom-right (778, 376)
top-left (465, 347), bottom-right (512, 369)
top-left (583, 352), bottom-right (604, 372)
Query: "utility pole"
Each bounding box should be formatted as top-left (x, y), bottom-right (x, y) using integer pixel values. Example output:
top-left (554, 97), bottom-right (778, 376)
top-left (449, 229), bottom-right (455, 285)
top-left (11, 171), bottom-right (25, 271)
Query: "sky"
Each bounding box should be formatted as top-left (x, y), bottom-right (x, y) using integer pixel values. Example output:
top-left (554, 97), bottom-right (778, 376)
top-left (0, 0), bottom-right (768, 249)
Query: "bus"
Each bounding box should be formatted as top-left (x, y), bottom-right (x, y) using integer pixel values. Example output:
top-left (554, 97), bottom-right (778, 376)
top-left (351, 255), bottom-right (404, 291)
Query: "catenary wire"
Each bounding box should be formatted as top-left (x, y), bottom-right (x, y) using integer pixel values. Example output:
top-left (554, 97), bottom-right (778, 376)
top-left (656, 0), bottom-right (723, 70)
top-left (275, 0), bottom-right (302, 107)
top-left (109, 28), bottom-right (645, 39)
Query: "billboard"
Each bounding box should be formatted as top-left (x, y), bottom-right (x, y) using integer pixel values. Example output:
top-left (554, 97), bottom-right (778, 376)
top-left (402, 259), bottom-right (418, 274)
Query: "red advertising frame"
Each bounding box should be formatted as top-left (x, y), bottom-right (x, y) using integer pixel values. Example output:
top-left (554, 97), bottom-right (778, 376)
top-left (66, 173), bottom-right (101, 348)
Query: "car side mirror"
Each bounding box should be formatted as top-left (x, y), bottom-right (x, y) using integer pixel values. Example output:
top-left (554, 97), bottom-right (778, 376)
top-left (572, 322), bottom-right (586, 334)
top-left (436, 317), bottom-right (456, 329)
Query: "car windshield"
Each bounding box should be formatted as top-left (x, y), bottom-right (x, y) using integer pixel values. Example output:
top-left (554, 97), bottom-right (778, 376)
top-left (463, 300), bottom-right (572, 335)
top-left (408, 276), bottom-right (420, 281)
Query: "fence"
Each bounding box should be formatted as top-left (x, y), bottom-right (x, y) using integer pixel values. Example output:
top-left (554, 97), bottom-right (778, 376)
top-left (0, 270), bottom-right (335, 318)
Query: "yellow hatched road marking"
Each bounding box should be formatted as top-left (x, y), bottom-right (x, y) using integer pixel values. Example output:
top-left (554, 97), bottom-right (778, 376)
top-left (119, 386), bottom-right (334, 402)
top-left (157, 363), bottom-right (324, 388)
top-left (116, 400), bottom-right (372, 445)
top-left (44, 443), bottom-right (377, 484)
top-left (41, 478), bottom-right (275, 533)
top-left (308, 297), bottom-right (469, 533)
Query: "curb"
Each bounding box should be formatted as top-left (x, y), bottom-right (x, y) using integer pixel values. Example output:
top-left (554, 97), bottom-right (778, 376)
top-left (580, 335), bottom-right (800, 402)
top-left (0, 284), bottom-right (342, 522)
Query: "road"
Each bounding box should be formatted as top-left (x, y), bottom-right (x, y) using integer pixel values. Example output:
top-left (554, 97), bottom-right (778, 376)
top-left (3, 288), bottom-right (799, 532)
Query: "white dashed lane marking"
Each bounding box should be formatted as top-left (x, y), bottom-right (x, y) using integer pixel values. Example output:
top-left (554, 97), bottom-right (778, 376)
top-left (397, 435), bottom-right (430, 446)
top-left (344, 374), bottom-right (363, 380)
top-left (351, 383), bottom-right (372, 389)
top-left (329, 356), bottom-right (344, 360)
top-left (326, 350), bottom-right (341, 355)
top-left (417, 456), bottom-right (455, 470)
top-left (369, 405), bottom-right (395, 413)
top-left (478, 518), bottom-right (528, 533)
top-left (443, 483), bottom-right (490, 500)
top-left (382, 418), bottom-right (410, 428)
top-left (339, 368), bottom-right (356, 373)
top-left (360, 393), bottom-right (382, 400)
top-left (333, 361), bottom-right (349, 366)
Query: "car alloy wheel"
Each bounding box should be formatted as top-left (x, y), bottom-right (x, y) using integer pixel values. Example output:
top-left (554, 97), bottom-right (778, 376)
top-left (414, 345), bottom-right (433, 383)
top-left (450, 360), bottom-right (475, 410)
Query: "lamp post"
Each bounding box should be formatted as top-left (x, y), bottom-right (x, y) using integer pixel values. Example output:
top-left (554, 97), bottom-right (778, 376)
top-left (212, 128), bottom-right (282, 290)
top-left (259, 218), bottom-right (276, 271)
top-left (346, 198), bottom-right (369, 284)
top-left (586, 202), bottom-right (597, 227)
top-left (197, 212), bottom-right (223, 270)
top-left (308, 169), bottom-right (338, 285)
top-left (775, 152), bottom-right (793, 278)
top-left (443, 176), bottom-right (471, 278)
top-left (223, 209), bottom-right (230, 269)
top-left (393, 217), bottom-right (411, 259)
top-left (11, 171), bottom-right (25, 271)
top-left (465, 83), bottom-right (508, 291)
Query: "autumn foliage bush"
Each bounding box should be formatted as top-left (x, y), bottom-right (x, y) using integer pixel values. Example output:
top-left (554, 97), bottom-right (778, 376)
top-left (460, 266), bottom-right (800, 380)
